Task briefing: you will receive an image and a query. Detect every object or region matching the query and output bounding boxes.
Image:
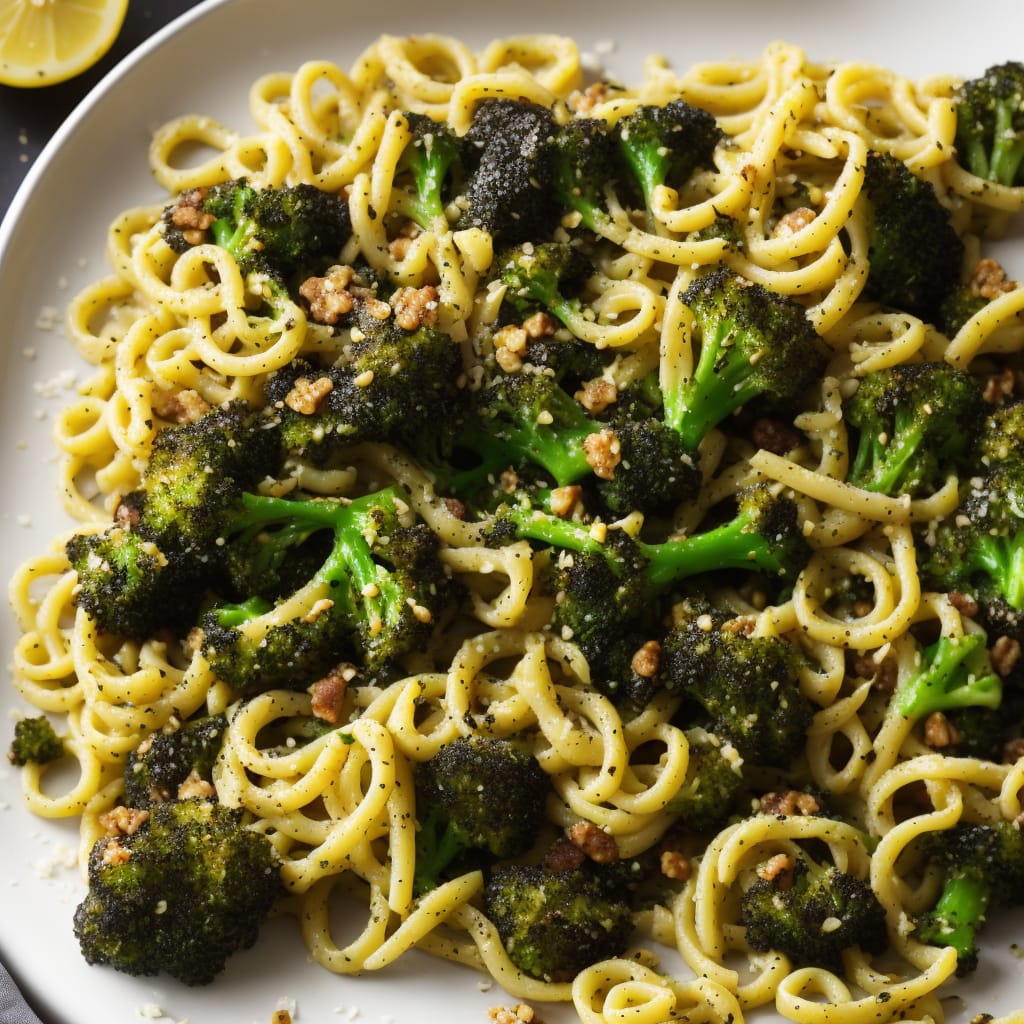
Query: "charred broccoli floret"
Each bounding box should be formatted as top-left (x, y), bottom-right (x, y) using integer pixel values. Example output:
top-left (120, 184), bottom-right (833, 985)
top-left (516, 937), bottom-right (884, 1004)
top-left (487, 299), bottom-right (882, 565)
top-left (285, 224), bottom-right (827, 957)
top-left (668, 267), bottom-right (826, 452)
top-left (7, 715), bottom-right (63, 766)
top-left (123, 714), bottom-right (227, 808)
top-left (458, 99), bottom-right (559, 245)
top-left (551, 116), bottom-right (620, 234)
top-left (843, 362), bottom-right (984, 497)
top-left (265, 319), bottom-right (463, 464)
top-left (413, 736), bottom-right (550, 895)
top-left (492, 240), bottom-right (594, 332)
top-left (740, 850), bottom-right (888, 972)
top-left (65, 403), bottom-right (280, 639)
top-left (860, 152), bottom-right (964, 323)
top-left (73, 799), bottom-right (281, 986)
top-left (483, 862), bottom-right (634, 982)
top-left (914, 820), bottom-right (1024, 974)
top-left (665, 728), bottom-right (747, 832)
top-left (660, 612), bottom-right (813, 767)
top-left (395, 111), bottom-right (465, 231)
top-left (954, 62), bottom-right (1024, 187)
top-left (199, 486), bottom-right (450, 692)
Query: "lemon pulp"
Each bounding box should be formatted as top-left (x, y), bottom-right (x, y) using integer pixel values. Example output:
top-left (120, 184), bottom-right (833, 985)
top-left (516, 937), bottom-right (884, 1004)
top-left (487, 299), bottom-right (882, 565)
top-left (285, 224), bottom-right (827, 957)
top-left (0, 0), bottom-right (129, 88)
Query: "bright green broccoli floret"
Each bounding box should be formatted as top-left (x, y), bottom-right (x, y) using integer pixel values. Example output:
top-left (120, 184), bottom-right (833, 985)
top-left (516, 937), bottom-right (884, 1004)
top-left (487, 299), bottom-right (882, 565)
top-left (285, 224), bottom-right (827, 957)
top-left (860, 152), bottom-right (964, 323)
top-left (660, 612), bottom-right (813, 766)
top-left (740, 852), bottom-right (888, 972)
top-left (200, 486), bottom-right (450, 692)
top-left (7, 715), bottom-right (63, 766)
top-left (891, 631), bottom-right (1002, 720)
top-left (616, 100), bottom-right (722, 231)
top-left (65, 403), bottom-right (280, 639)
top-left (163, 178), bottom-right (351, 282)
top-left (123, 714), bottom-right (227, 808)
top-left (954, 62), bottom-right (1024, 187)
top-left (668, 267), bottom-right (826, 452)
top-left (665, 728), bottom-right (746, 832)
top-left (73, 799), bottom-right (281, 986)
top-left (924, 464), bottom-right (1024, 611)
top-left (843, 362), bottom-right (984, 497)
top-left (458, 99), bottom-right (559, 245)
top-left (265, 320), bottom-right (463, 464)
top-left (483, 862), bottom-right (634, 982)
top-left (552, 117), bottom-right (620, 234)
top-left (489, 484), bottom-right (810, 661)
top-left (396, 111), bottom-right (465, 230)
top-left (413, 736), bottom-right (550, 895)
top-left (492, 240), bottom-right (594, 331)
top-left (914, 820), bottom-right (1024, 974)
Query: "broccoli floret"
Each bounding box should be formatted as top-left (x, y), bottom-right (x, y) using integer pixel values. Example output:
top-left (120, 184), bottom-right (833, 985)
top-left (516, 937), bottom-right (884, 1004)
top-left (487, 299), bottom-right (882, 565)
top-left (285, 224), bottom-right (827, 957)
top-left (73, 799), bottom-right (281, 985)
top-left (483, 862), bottom-right (634, 982)
top-left (123, 714), bottom-right (227, 808)
top-left (740, 852), bottom-right (888, 972)
top-left (396, 111), bottom-right (465, 231)
top-left (551, 117), bottom-right (620, 234)
top-left (163, 178), bottom-right (351, 282)
top-left (491, 484), bottom-right (810, 661)
top-left (978, 398), bottom-right (1024, 467)
top-left (454, 359), bottom-right (700, 516)
top-left (924, 464), bottom-right (1024, 611)
top-left (954, 62), bottom-right (1024, 186)
top-left (914, 820), bottom-right (1024, 974)
top-left (65, 403), bottom-right (280, 639)
top-left (860, 152), bottom-right (964, 323)
top-left (413, 736), bottom-right (550, 895)
top-left (265, 321), bottom-right (463, 464)
top-left (660, 614), bottom-right (813, 767)
top-left (667, 267), bottom-right (826, 451)
top-left (7, 715), bottom-right (63, 766)
top-left (843, 362), bottom-right (984, 497)
top-left (458, 99), bottom-right (559, 245)
top-left (615, 100), bottom-right (722, 231)
top-left (665, 728), bottom-right (746, 832)
top-left (200, 486), bottom-right (450, 692)
top-left (492, 240), bottom-right (594, 331)
top-left (891, 630), bottom-right (1002, 720)
top-left (938, 283), bottom-right (990, 338)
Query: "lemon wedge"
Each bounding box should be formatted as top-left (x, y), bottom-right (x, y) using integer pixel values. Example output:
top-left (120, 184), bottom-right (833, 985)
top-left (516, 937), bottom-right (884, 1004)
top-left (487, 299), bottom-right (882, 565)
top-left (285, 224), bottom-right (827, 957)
top-left (0, 0), bottom-right (129, 87)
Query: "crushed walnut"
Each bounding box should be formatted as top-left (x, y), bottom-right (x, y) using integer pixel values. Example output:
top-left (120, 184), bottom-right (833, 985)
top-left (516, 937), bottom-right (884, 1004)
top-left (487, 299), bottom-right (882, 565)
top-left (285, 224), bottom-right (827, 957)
top-left (151, 388), bottom-right (211, 424)
top-left (983, 367), bottom-right (1018, 405)
top-left (923, 711), bottom-right (963, 749)
top-left (660, 848), bottom-right (692, 881)
top-left (991, 635), bottom-right (1022, 678)
top-left (575, 376), bottom-right (618, 414)
top-left (167, 187), bottom-right (214, 245)
top-left (970, 257), bottom-right (1017, 300)
top-left (568, 821), bottom-right (620, 864)
top-left (298, 265), bottom-right (357, 325)
top-left (548, 484), bottom-right (584, 519)
top-left (630, 640), bottom-right (661, 679)
top-left (582, 428), bottom-right (621, 480)
top-left (284, 374), bottom-right (334, 415)
top-left (310, 663), bottom-right (358, 724)
top-left (100, 837), bottom-right (132, 867)
top-left (542, 837), bottom-right (587, 873)
top-left (760, 790), bottom-right (821, 817)
top-left (99, 805), bottom-right (150, 836)
top-left (772, 206), bottom-right (816, 238)
top-left (489, 1004), bottom-right (541, 1024)
top-left (758, 853), bottom-right (795, 886)
top-left (391, 284), bottom-right (439, 330)
top-left (177, 770), bottom-right (217, 801)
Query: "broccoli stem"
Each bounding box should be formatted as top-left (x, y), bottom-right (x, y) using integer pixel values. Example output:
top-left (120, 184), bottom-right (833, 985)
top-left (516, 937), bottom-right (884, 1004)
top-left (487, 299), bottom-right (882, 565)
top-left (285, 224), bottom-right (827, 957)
top-left (916, 874), bottom-right (990, 962)
top-left (849, 405), bottom-right (929, 495)
top-left (990, 101), bottom-right (1024, 186)
top-left (893, 632), bottom-right (1003, 719)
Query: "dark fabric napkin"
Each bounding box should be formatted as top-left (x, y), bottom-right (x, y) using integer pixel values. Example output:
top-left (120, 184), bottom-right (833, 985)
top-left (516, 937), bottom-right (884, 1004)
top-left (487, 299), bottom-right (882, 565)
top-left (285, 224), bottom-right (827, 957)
top-left (0, 964), bottom-right (43, 1024)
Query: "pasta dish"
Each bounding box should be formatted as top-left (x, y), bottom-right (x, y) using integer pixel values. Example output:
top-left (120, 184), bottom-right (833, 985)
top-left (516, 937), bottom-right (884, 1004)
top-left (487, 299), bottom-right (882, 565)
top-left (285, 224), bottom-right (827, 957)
top-left (6, 31), bottom-right (1024, 1024)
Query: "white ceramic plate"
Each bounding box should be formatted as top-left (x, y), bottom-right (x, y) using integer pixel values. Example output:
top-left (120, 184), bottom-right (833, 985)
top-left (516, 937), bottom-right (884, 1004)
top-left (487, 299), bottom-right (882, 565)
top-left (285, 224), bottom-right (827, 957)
top-left (2, 2), bottom-right (1023, 1021)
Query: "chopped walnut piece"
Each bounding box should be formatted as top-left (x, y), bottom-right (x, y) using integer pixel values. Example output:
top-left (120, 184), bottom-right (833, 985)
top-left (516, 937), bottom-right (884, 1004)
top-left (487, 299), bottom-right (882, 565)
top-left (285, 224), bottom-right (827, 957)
top-left (1003, 737), bottom-right (1024, 764)
top-left (168, 187), bottom-right (214, 244)
top-left (310, 664), bottom-right (357, 724)
top-left (99, 806), bottom-right (150, 836)
top-left (494, 324), bottom-right (529, 355)
top-left (750, 416), bottom-right (802, 455)
top-left (772, 206), bottom-right (816, 238)
top-left (758, 853), bottom-right (795, 886)
top-left (983, 367), bottom-right (1017, 405)
top-left (570, 81), bottom-right (612, 114)
top-left (542, 837), bottom-right (587, 872)
top-left (443, 497), bottom-right (467, 520)
top-left (582, 428), bottom-right (621, 480)
top-left (284, 374), bottom-right (334, 415)
top-left (575, 377), bottom-right (618, 414)
top-left (923, 711), bottom-right (963, 749)
top-left (114, 497), bottom-right (141, 530)
top-left (548, 485), bottom-right (584, 519)
top-left (568, 821), bottom-right (620, 864)
top-left (522, 311), bottom-right (557, 339)
top-left (489, 1005), bottom-right (540, 1024)
top-left (760, 790), bottom-right (821, 817)
top-left (991, 635), bottom-right (1022, 677)
top-left (630, 640), bottom-right (661, 679)
top-left (948, 591), bottom-right (979, 618)
top-left (152, 388), bottom-right (211, 424)
top-left (391, 284), bottom-right (439, 330)
top-left (299, 265), bottom-right (356, 325)
top-left (660, 849), bottom-right (692, 881)
top-left (177, 770), bottom-right (217, 801)
top-left (100, 838), bottom-right (132, 866)
top-left (970, 257), bottom-right (1017, 300)
top-left (720, 615), bottom-right (757, 636)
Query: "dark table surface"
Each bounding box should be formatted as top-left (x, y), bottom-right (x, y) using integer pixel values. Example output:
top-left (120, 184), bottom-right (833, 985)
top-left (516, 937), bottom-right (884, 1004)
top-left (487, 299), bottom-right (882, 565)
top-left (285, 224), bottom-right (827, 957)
top-left (0, 0), bottom-right (205, 220)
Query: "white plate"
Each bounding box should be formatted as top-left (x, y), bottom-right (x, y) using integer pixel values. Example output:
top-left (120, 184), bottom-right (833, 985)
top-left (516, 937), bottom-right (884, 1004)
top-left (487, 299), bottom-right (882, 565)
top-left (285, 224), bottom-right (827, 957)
top-left (1, 2), bottom-right (1023, 1022)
